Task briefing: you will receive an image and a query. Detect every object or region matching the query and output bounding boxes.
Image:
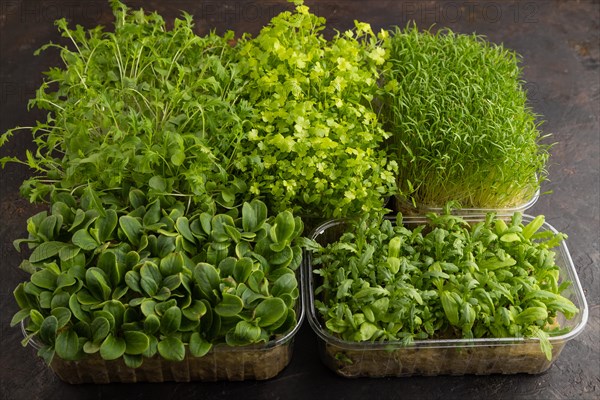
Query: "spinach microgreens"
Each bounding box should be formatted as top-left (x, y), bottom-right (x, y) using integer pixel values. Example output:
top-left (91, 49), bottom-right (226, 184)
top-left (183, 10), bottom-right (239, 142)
top-left (11, 189), bottom-right (302, 366)
top-left (381, 26), bottom-right (550, 209)
top-left (232, 3), bottom-right (397, 218)
top-left (306, 211), bottom-right (578, 360)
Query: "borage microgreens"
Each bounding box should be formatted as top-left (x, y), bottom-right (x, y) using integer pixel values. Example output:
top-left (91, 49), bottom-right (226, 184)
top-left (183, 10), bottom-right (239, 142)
top-left (305, 211), bottom-right (578, 360)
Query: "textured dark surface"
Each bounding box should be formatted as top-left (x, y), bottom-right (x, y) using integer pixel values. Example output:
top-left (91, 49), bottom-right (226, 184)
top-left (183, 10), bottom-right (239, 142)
top-left (1, 1), bottom-right (598, 399)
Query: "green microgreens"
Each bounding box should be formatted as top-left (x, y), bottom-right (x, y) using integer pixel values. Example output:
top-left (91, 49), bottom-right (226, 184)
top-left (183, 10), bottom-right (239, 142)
top-left (1, 1), bottom-right (251, 210)
top-left (232, 3), bottom-right (397, 218)
top-left (381, 26), bottom-right (550, 209)
top-left (306, 211), bottom-right (578, 360)
top-left (11, 189), bottom-right (303, 366)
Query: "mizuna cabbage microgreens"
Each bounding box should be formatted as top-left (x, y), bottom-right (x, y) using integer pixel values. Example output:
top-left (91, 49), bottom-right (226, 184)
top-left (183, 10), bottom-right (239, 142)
top-left (0, 0), bottom-right (251, 211)
top-left (381, 26), bottom-right (550, 210)
top-left (304, 210), bottom-right (578, 360)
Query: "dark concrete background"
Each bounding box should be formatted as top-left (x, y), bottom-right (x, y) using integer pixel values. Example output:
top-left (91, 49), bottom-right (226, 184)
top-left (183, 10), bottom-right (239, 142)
top-left (1, 1), bottom-right (598, 399)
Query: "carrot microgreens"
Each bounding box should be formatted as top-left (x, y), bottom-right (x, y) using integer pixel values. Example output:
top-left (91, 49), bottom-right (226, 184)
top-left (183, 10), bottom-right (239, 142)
top-left (381, 26), bottom-right (550, 209)
top-left (306, 211), bottom-right (578, 360)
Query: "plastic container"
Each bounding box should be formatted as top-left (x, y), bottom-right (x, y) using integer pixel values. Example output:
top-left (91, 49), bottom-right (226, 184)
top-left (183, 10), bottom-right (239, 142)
top-left (43, 340), bottom-right (297, 383)
top-left (22, 271), bottom-right (305, 384)
top-left (304, 215), bottom-right (588, 377)
top-left (395, 188), bottom-right (540, 216)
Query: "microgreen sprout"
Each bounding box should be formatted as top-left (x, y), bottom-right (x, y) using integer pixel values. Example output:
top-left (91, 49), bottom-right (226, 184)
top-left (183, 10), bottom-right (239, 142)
top-left (306, 211), bottom-right (578, 360)
top-left (382, 26), bottom-right (550, 209)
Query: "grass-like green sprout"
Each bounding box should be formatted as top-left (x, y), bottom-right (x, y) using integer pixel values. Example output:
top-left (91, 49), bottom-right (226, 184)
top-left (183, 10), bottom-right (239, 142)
top-left (381, 26), bottom-right (550, 210)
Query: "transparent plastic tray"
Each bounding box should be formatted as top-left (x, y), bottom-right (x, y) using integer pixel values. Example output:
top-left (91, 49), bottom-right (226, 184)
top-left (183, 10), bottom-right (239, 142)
top-left (395, 188), bottom-right (540, 216)
top-left (22, 269), bottom-right (305, 384)
top-left (303, 214), bottom-right (588, 377)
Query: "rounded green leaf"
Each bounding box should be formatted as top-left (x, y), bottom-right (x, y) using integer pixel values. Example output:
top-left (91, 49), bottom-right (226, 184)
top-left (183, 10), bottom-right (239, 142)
top-left (125, 270), bottom-right (142, 293)
top-left (250, 200), bottom-right (268, 230)
top-left (72, 229), bottom-right (99, 251)
top-left (140, 262), bottom-right (161, 297)
top-left (157, 336), bottom-right (185, 361)
top-left (162, 274), bottom-right (182, 291)
top-left (39, 315), bottom-right (58, 345)
top-left (254, 298), bottom-right (287, 327)
top-left (160, 306), bottom-right (182, 335)
top-left (270, 210), bottom-right (295, 244)
top-left (144, 314), bottom-right (161, 334)
top-left (160, 253), bottom-right (184, 276)
top-left (215, 293), bottom-right (244, 317)
top-left (30, 241), bottom-right (66, 263)
top-left (85, 267), bottom-right (111, 301)
top-left (123, 353), bottom-right (143, 368)
top-left (247, 270), bottom-right (266, 293)
top-left (218, 257), bottom-right (237, 278)
top-left (182, 300), bottom-right (207, 321)
top-left (58, 245), bottom-right (80, 262)
top-left (175, 217), bottom-right (195, 243)
top-left (55, 329), bottom-right (80, 360)
top-left (91, 317), bottom-right (111, 343)
top-left (51, 201), bottom-right (74, 223)
top-left (225, 321), bottom-right (261, 346)
top-left (51, 307), bottom-right (72, 329)
top-left (119, 216), bottom-right (142, 246)
top-left (143, 200), bottom-right (161, 226)
top-left (233, 257), bottom-right (254, 283)
top-left (100, 334), bottom-right (126, 360)
top-left (96, 209), bottom-right (118, 243)
top-left (83, 341), bottom-right (100, 354)
top-left (441, 291), bottom-right (461, 326)
top-left (29, 309), bottom-right (45, 328)
top-left (31, 269), bottom-right (58, 290)
top-left (56, 272), bottom-right (77, 291)
top-left (242, 202), bottom-right (257, 233)
top-left (269, 245), bottom-right (294, 267)
top-left (271, 273), bottom-right (298, 297)
top-left (143, 336), bottom-right (159, 358)
top-left (123, 331), bottom-right (150, 355)
top-left (189, 332), bottom-right (212, 358)
top-left (128, 189), bottom-right (146, 209)
top-left (193, 263), bottom-right (220, 300)
top-left (103, 300), bottom-right (125, 329)
top-left (97, 251), bottom-right (119, 287)
top-left (149, 175), bottom-right (167, 192)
